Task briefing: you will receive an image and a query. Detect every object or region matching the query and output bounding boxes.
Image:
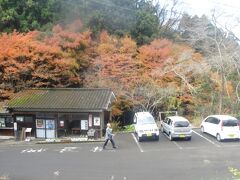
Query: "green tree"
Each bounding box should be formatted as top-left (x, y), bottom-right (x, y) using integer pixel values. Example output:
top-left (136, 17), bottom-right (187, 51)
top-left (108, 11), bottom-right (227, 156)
top-left (130, 0), bottom-right (160, 45)
top-left (0, 0), bottom-right (60, 32)
top-left (131, 10), bottom-right (159, 45)
top-left (87, 12), bottom-right (107, 36)
top-left (58, 0), bottom-right (181, 43)
top-left (86, 0), bottom-right (137, 36)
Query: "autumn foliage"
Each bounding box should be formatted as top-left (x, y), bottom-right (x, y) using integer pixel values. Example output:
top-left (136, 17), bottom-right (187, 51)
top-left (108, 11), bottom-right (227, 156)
top-left (0, 25), bottom-right (237, 122)
top-left (85, 31), bottom-right (140, 93)
top-left (0, 22), bottom-right (92, 100)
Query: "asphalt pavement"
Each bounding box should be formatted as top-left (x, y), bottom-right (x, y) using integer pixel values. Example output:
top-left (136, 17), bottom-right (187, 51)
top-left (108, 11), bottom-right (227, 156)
top-left (0, 129), bottom-right (240, 180)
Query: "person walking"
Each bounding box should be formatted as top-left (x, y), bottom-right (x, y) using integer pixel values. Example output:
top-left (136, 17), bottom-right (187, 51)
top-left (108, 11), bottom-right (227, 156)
top-left (103, 123), bottom-right (117, 149)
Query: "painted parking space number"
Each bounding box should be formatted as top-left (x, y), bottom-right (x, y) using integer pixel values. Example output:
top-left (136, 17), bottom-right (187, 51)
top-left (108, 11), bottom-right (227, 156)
top-left (21, 148), bottom-right (46, 153)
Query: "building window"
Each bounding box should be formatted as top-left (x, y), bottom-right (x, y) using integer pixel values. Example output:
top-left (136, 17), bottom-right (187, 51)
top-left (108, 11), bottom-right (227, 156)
top-left (0, 118), bottom-right (6, 127)
top-left (0, 117), bottom-right (13, 128)
top-left (16, 116), bottom-right (24, 122)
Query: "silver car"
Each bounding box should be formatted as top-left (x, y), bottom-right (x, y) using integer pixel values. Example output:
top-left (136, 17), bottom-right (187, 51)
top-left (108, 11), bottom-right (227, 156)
top-left (160, 116), bottom-right (192, 141)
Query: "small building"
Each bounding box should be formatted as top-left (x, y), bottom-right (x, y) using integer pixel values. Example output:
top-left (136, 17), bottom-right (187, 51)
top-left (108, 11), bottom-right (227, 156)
top-left (6, 88), bottom-right (116, 139)
top-left (0, 103), bottom-right (14, 136)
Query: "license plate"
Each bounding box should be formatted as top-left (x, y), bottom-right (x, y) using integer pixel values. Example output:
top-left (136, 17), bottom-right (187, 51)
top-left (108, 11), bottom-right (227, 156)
top-left (147, 133), bottom-right (152, 137)
top-left (179, 134), bottom-right (185, 138)
top-left (228, 134), bottom-right (235, 137)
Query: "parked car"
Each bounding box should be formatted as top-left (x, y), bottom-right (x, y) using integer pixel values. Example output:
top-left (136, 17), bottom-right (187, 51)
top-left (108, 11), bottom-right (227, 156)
top-left (160, 116), bottom-right (192, 141)
top-left (133, 112), bottom-right (159, 142)
top-left (201, 115), bottom-right (240, 141)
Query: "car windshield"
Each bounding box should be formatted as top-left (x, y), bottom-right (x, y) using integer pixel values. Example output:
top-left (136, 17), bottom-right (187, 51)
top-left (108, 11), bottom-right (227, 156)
top-left (222, 120), bottom-right (238, 126)
top-left (174, 121), bottom-right (189, 127)
top-left (138, 116), bottom-right (155, 125)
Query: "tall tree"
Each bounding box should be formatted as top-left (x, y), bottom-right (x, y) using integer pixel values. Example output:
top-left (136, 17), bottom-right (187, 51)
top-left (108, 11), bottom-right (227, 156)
top-left (0, 23), bottom-right (92, 100)
top-left (156, 0), bottom-right (182, 39)
top-left (0, 0), bottom-right (60, 32)
top-left (178, 13), bottom-right (240, 114)
top-left (130, 0), bottom-right (161, 45)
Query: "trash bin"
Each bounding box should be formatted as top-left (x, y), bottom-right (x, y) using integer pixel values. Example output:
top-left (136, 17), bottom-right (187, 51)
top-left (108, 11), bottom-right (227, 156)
top-left (87, 129), bottom-right (96, 139)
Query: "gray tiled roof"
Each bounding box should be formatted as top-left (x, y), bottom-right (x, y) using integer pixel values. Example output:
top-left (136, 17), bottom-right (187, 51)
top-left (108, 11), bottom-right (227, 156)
top-left (7, 88), bottom-right (115, 112)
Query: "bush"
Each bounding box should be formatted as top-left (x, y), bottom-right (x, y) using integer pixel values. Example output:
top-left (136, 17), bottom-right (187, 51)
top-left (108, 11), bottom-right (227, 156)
top-left (229, 167), bottom-right (240, 179)
top-left (121, 124), bottom-right (135, 132)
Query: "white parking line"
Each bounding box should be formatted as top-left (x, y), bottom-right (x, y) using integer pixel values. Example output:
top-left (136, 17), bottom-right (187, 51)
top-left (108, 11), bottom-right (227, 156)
top-left (59, 147), bottom-right (78, 153)
top-left (193, 130), bottom-right (221, 147)
top-left (110, 175), bottom-right (127, 180)
top-left (131, 133), bottom-right (144, 152)
top-left (21, 148), bottom-right (46, 153)
top-left (173, 141), bottom-right (183, 150)
top-left (91, 146), bottom-right (103, 152)
top-left (162, 132), bottom-right (183, 150)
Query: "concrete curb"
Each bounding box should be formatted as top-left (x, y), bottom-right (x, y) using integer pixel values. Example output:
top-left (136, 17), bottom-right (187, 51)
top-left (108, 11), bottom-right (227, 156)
top-left (0, 138), bottom-right (105, 146)
top-left (36, 139), bottom-right (105, 144)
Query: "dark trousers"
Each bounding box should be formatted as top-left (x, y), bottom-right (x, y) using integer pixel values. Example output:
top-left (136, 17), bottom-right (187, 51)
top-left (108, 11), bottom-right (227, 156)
top-left (103, 138), bottom-right (116, 148)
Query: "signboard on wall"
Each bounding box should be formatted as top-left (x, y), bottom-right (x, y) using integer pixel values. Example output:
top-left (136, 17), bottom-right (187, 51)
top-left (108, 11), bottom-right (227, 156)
top-left (25, 128), bottom-right (32, 133)
top-left (89, 114), bottom-right (92, 127)
top-left (14, 122), bottom-right (17, 131)
top-left (36, 119), bottom-right (45, 138)
top-left (81, 120), bottom-right (88, 130)
top-left (60, 121), bottom-right (64, 128)
top-left (36, 119), bottom-right (44, 128)
top-left (16, 116), bottom-right (24, 122)
top-left (46, 120), bottom-right (54, 130)
top-left (93, 117), bottom-right (100, 126)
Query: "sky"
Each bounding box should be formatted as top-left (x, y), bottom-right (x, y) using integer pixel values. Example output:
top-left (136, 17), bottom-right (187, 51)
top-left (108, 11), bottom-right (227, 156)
top-left (182, 0), bottom-right (240, 16)
top-left (158, 0), bottom-right (240, 38)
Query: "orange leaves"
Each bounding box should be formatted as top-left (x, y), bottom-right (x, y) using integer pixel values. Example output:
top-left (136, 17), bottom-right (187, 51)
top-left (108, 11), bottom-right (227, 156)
top-left (88, 34), bottom-right (203, 95)
top-left (0, 24), bottom-right (93, 100)
top-left (97, 43), bottom-right (116, 55)
top-left (210, 72), bottom-right (234, 96)
top-left (119, 36), bottom-right (137, 54)
top-left (97, 31), bottom-right (117, 54)
top-left (46, 25), bottom-right (92, 53)
top-left (88, 32), bottom-right (141, 90)
top-left (0, 31), bottom-right (38, 60)
top-left (97, 31), bottom-right (137, 55)
top-left (139, 39), bottom-right (172, 63)
top-left (99, 31), bottom-right (111, 43)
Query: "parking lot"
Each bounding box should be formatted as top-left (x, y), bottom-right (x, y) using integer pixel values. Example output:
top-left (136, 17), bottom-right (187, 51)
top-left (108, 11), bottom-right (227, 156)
top-left (127, 128), bottom-right (240, 153)
top-left (1, 128), bottom-right (240, 180)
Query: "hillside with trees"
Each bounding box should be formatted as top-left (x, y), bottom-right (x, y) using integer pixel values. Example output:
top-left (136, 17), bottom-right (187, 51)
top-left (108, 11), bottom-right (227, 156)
top-left (0, 0), bottom-right (239, 125)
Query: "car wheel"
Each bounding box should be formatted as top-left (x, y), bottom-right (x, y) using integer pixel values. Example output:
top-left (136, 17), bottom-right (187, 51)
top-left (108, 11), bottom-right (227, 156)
top-left (138, 136), bottom-right (142, 142)
top-left (169, 133), bottom-right (173, 141)
top-left (216, 133), bottom-right (221, 142)
top-left (201, 126), bottom-right (205, 133)
top-left (187, 137), bottom-right (192, 141)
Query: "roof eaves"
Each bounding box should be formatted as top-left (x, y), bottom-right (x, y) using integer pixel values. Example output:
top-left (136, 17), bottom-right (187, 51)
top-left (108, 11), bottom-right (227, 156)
top-left (104, 91), bottom-right (116, 109)
top-left (9, 107), bottom-right (104, 113)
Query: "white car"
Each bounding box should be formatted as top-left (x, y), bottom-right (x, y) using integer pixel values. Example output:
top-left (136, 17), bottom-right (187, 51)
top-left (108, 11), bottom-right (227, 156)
top-left (201, 115), bottom-right (240, 141)
top-left (161, 116), bottom-right (192, 141)
top-left (133, 112), bottom-right (159, 142)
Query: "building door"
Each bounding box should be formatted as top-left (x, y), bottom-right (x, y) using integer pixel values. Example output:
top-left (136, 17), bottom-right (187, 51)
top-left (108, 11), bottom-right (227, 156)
top-left (36, 119), bottom-right (56, 138)
top-left (46, 119), bottom-right (55, 138)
